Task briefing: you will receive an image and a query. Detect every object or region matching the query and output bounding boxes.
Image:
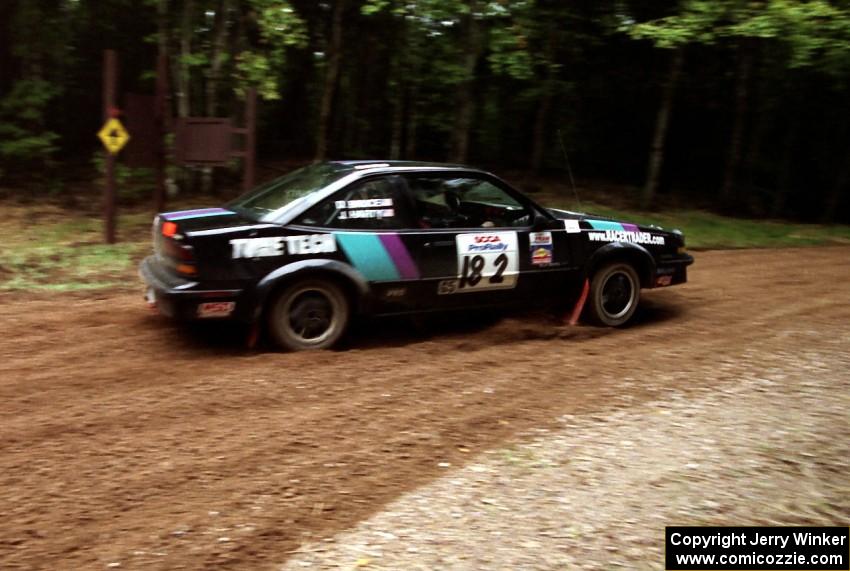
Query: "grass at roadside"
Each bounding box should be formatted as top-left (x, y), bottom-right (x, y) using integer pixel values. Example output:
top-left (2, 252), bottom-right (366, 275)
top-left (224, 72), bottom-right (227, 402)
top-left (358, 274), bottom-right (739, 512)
top-left (0, 204), bottom-right (152, 292)
top-left (542, 198), bottom-right (850, 249)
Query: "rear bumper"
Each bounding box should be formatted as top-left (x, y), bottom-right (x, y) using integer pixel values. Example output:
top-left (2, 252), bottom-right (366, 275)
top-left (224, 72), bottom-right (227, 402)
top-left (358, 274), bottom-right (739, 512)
top-left (652, 253), bottom-right (694, 288)
top-left (139, 256), bottom-right (248, 321)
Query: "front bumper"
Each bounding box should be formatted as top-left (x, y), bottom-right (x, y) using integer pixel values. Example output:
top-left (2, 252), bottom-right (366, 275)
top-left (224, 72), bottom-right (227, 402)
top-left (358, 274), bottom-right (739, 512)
top-left (139, 256), bottom-right (247, 320)
top-left (652, 252), bottom-right (694, 287)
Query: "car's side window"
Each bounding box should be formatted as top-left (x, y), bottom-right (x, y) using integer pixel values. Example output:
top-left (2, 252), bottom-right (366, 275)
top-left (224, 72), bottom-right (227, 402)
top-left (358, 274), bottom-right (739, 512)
top-left (294, 175), bottom-right (412, 230)
top-left (406, 175), bottom-right (532, 229)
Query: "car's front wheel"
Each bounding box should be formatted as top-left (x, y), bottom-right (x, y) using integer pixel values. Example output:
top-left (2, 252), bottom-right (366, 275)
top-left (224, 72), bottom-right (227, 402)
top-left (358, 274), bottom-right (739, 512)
top-left (268, 279), bottom-right (350, 351)
top-left (585, 262), bottom-right (640, 326)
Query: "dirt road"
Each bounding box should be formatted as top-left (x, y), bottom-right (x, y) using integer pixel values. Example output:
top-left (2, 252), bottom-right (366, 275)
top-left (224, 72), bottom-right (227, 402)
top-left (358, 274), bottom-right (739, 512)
top-left (1, 247), bottom-right (848, 570)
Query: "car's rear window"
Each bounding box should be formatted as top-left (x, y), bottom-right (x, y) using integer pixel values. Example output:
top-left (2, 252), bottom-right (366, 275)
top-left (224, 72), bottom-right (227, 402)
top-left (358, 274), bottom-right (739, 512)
top-left (227, 164), bottom-right (348, 221)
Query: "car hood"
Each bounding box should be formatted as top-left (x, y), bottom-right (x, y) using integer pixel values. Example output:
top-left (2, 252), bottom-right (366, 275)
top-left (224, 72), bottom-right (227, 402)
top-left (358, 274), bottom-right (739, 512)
top-left (547, 207), bottom-right (674, 234)
top-left (546, 208), bottom-right (685, 249)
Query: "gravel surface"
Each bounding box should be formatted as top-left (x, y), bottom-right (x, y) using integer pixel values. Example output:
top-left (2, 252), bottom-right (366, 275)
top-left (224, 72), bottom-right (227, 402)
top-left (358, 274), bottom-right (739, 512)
top-left (1, 247), bottom-right (848, 570)
top-left (282, 322), bottom-right (850, 570)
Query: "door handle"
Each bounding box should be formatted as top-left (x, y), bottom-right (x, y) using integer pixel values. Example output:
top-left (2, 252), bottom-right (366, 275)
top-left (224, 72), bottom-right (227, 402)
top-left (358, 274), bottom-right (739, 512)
top-left (424, 240), bottom-right (454, 248)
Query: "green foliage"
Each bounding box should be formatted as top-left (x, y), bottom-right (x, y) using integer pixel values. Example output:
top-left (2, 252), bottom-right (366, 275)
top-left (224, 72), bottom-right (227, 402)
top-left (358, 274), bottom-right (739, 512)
top-left (91, 155), bottom-right (156, 203)
top-left (488, 17), bottom-right (535, 81)
top-left (237, 0), bottom-right (308, 99)
top-left (235, 52), bottom-right (282, 100)
top-left (627, 0), bottom-right (850, 69)
top-left (729, 0), bottom-right (850, 69)
top-left (0, 79), bottom-right (60, 170)
top-left (627, 1), bottom-right (727, 48)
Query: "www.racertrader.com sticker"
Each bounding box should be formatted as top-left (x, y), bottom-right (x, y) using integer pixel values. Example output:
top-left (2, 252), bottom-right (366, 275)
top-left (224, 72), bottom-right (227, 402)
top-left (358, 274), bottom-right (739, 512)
top-left (588, 229), bottom-right (665, 246)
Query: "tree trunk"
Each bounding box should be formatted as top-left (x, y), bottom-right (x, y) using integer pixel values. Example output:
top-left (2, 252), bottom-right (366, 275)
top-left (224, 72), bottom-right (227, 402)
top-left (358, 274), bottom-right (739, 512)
top-left (530, 88), bottom-right (553, 173)
top-left (822, 146), bottom-right (850, 223)
top-left (390, 88), bottom-right (403, 159)
top-left (203, 0), bottom-right (229, 194)
top-left (721, 41), bottom-right (753, 202)
top-left (315, 0), bottom-right (345, 162)
top-left (388, 26), bottom-right (406, 160)
top-left (641, 48), bottom-right (683, 209)
top-left (155, 0), bottom-right (169, 212)
top-left (206, 0), bottom-right (229, 117)
top-left (531, 25), bottom-right (558, 173)
top-left (175, 0), bottom-right (194, 193)
top-left (176, 0), bottom-right (193, 119)
top-left (450, 11), bottom-right (482, 164)
top-left (405, 86), bottom-right (419, 159)
top-left (770, 114), bottom-right (799, 218)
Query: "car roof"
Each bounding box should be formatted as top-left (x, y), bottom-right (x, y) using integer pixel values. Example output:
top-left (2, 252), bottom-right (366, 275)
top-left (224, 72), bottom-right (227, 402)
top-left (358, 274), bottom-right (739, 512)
top-left (321, 160), bottom-right (485, 177)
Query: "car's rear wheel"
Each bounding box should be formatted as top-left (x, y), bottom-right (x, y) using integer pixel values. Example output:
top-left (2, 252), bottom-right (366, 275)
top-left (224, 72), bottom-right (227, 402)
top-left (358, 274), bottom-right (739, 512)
top-left (585, 262), bottom-right (640, 326)
top-left (268, 279), bottom-right (350, 351)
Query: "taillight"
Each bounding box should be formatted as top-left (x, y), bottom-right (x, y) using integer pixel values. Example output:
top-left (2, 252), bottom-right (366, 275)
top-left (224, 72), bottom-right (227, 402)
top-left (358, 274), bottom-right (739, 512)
top-left (162, 221), bottom-right (178, 237)
top-left (171, 242), bottom-right (196, 276)
top-left (155, 218), bottom-right (197, 277)
top-left (175, 263), bottom-right (197, 276)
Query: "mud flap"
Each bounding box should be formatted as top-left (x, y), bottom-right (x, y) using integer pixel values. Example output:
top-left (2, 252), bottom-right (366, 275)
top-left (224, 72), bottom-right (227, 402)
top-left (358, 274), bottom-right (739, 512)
top-left (145, 288), bottom-right (158, 311)
top-left (246, 322), bottom-right (261, 350)
top-left (565, 279), bottom-right (590, 326)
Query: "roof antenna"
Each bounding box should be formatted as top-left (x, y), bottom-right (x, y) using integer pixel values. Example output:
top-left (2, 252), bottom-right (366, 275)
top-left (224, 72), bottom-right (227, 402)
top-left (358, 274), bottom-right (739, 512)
top-left (558, 129), bottom-right (582, 211)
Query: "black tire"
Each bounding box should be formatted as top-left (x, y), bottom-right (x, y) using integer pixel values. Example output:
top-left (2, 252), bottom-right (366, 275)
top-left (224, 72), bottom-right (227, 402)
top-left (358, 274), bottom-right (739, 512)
top-left (267, 279), bottom-right (350, 351)
top-left (585, 262), bottom-right (640, 327)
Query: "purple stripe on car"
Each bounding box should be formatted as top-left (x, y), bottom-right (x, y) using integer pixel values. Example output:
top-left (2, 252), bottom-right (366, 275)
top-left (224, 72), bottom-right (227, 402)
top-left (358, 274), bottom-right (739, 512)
top-left (160, 208), bottom-right (234, 221)
top-left (378, 233), bottom-right (420, 280)
top-left (622, 223), bottom-right (640, 233)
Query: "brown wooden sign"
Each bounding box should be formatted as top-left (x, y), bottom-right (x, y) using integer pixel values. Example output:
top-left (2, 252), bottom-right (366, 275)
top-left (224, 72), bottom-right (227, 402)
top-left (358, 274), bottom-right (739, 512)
top-left (174, 118), bottom-right (234, 165)
top-left (173, 89), bottom-right (257, 191)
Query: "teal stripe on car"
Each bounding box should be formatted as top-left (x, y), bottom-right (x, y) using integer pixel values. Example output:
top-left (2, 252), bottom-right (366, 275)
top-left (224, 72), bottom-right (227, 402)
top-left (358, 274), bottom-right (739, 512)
top-left (336, 233), bottom-right (401, 281)
top-left (587, 220), bottom-right (625, 231)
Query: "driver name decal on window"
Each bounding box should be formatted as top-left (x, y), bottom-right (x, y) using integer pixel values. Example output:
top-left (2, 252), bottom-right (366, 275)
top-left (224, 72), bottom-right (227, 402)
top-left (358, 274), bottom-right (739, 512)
top-left (339, 209), bottom-right (395, 220)
top-left (335, 198), bottom-right (393, 209)
top-left (230, 234), bottom-right (337, 259)
top-left (452, 232), bottom-right (519, 293)
top-left (335, 197), bottom-right (395, 221)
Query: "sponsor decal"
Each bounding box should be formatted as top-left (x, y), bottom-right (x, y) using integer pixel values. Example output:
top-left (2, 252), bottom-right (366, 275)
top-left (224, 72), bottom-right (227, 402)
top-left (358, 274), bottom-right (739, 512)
top-left (335, 198), bottom-right (393, 209)
top-left (584, 219), bottom-right (666, 245)
top-left (454, 232), bottom-right (519, 292)
top-left (437, 279), bottom-right (458, 295)
top-left (587, 230), bottom-right (665, 246)
top-left (338, 208), bottom-right (395, 220)
top-left (384, 287), bottom-right (406, 298)
top-left (197, 301), bottom-right (235, 318)
top-left (530, 231), bottom-right (553, 265)
top-left (230, 234), bottom-right (337, 259)
top-left (563, 219), bottom-right (581, 233)
top-left (465, 234), bottom-right (510, 253)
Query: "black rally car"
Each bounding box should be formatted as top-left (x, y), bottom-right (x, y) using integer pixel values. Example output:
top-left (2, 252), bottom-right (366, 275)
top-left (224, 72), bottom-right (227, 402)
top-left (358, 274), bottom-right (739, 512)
top-left (140, 161), bottom-right (693, 350)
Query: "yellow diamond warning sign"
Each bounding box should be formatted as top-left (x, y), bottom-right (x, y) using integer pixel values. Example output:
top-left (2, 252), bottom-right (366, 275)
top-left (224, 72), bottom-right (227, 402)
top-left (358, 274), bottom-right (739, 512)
top-left (97, 118), bottom-right (130, 155)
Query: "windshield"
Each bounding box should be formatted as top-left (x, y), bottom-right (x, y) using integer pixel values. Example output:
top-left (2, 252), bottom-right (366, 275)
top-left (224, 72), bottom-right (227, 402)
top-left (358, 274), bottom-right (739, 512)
top-left (227, 163), bottom-right (348, 220)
